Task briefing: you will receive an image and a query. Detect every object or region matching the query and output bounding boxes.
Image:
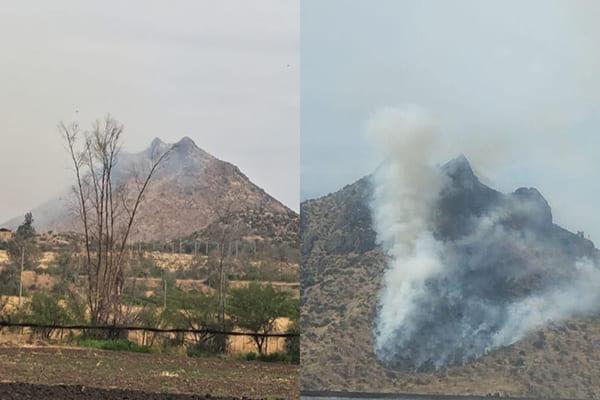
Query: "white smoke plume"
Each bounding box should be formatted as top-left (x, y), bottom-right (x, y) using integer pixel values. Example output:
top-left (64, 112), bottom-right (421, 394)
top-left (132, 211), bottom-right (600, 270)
top-left (368, 106), bottom-right (446, 354)
top-left (369, 105), bottom-right (600, 371)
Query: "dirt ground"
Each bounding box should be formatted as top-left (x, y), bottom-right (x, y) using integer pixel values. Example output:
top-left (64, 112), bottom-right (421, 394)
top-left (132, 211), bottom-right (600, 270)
top-left (0, 382), bottom-right (264, 400)
top-left (0, 347), bottom-right (298, 399)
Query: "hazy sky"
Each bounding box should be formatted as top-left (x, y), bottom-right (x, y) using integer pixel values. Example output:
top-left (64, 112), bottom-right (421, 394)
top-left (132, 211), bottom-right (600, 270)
top-left (0, 0), bottom-right (299, 223)
top-left (301, 0), bottom-right (600, 243)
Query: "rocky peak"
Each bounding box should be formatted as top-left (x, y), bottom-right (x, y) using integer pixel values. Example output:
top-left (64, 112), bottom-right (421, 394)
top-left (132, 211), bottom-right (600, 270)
top-left (442, 154), bottom-right (478, 189)
top-left (175, 136), bottom-right (196, 149)
top-left (507, 187), bottom-right (553, 228)
top-left (435, 155), bottom-right (501, 239)
top-left (513, 187), bottom-right (547, 204)
top-left (150, 137), bottom-right (166, 149)
top-left (170, 136), bottom-right (213, 161)
top-left (144, 137), bottom-right (170, 159)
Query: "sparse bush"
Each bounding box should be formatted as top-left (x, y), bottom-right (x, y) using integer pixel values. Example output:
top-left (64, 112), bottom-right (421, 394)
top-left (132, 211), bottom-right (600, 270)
top-left (186, 338), bottom-right (228, 358)
top-left (258, 352), bottom-right (290, 363)
top-left (0, 295), bottom-right (11, 323)
top-left (245, 351), bottom-right (290, 363)
top-left (47, 249), bottom-right (80, 295)
top-left (163, 289), bottom-right (229, 354)
top-left (128, 251), bottom-right (163, 278)
top-left (22, 290), bottom-right (70, 339)
top-left (285, 320), bottom-right (300, 364)
top-left (135, 305), bottom-right (160, 346)
top-left (0, 264), bottom-right (19, 296)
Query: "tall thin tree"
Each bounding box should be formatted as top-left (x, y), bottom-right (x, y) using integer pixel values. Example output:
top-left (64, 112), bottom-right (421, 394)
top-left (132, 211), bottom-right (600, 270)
top-left (60, 115), bottom-right (172, 330)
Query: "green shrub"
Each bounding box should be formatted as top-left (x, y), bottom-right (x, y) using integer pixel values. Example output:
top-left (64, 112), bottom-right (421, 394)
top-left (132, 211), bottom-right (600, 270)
top-left (21, 291), bottom-right (70, 339)
top-left (76, 338), bottom-right (151, 353)
top-left (245, 351), bottom-right (290, 363)
top-left (0, 264), bottom-right (20, 296)
top-left (285, 320), bottom-right (300, 364)
top-left (186, 344), bottom-right (226, 359)
top-left (186, 332), bottom-right (229, 357)
top-left (258, 352), bottom-right (290, 363)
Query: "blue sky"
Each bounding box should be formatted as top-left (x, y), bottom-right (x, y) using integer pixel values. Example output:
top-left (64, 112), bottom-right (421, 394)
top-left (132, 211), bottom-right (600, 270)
top-left (301, 0), bottom-right (600, 242)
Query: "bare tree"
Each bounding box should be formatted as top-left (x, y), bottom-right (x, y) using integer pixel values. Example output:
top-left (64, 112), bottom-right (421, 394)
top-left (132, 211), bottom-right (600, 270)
top-left (60, 115), bottom-right (172, 331)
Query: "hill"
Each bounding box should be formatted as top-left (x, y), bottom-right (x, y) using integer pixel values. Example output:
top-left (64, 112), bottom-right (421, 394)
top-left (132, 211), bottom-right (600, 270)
top-left (300, 156), bottom-right (600, 398)
top-left (2, 137), bottom-right (295, 243)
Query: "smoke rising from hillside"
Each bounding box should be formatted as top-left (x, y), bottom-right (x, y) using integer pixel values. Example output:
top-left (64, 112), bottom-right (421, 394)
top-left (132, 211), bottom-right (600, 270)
top-left (370, 106), bottom-right (600, 371)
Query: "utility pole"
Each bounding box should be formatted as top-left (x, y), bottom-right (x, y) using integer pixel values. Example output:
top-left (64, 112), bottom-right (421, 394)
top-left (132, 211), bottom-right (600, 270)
top-left (18, 246), bottom-right (24, 307)
top-left (163, 278), bottom-right (167, 309)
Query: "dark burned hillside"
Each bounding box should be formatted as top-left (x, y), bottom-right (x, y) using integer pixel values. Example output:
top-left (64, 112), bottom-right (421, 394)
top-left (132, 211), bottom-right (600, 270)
top-left (301, 157), bottom-right (600, 398)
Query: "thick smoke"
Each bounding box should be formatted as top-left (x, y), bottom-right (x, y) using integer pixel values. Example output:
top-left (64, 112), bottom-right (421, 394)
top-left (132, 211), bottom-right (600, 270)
top-left (370, 106), bottom-right (600, 371)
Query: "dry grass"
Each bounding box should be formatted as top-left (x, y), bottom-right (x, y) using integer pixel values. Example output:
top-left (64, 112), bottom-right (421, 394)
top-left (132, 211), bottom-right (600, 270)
top-left (0, 250), bottom-right (8, 264)
top-left (0, 251), bottom-right (55, 268)
top-left (1, 249), bottom-right (298, 297)
top-left (21, 271), bottom-right (55, 290)
top-left (149, 252), bottom-right (199, 271)
top-left (37, 252), bottom-right (56, 269)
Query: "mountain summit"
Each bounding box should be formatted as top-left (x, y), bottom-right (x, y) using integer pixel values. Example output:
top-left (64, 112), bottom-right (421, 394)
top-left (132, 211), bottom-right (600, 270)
top-left (3, 137), bottom-right (294, 241)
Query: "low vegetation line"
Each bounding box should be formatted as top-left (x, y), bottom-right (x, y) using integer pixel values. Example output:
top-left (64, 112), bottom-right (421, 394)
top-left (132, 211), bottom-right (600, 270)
top-left (76, 338), bottom-right (151, 353)
top-left (0, 321), bottom-right (298, 338)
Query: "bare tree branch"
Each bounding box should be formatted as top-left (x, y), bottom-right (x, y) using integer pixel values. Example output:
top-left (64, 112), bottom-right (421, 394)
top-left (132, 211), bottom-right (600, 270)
top-left (60, 115), bottom-right (173, 331)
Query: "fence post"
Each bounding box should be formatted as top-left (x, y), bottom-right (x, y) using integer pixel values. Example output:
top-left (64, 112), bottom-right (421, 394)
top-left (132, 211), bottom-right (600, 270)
top-left (163, 279), bottom-right (167, 309)
top-left (18, 246), bottom-right (24, 307)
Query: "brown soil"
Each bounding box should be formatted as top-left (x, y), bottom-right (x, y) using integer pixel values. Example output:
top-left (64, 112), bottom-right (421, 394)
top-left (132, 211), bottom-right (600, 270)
top-left (0, 347), bottom-right (298, 399)
top-left (0, 382), bottom-right (262, 400)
